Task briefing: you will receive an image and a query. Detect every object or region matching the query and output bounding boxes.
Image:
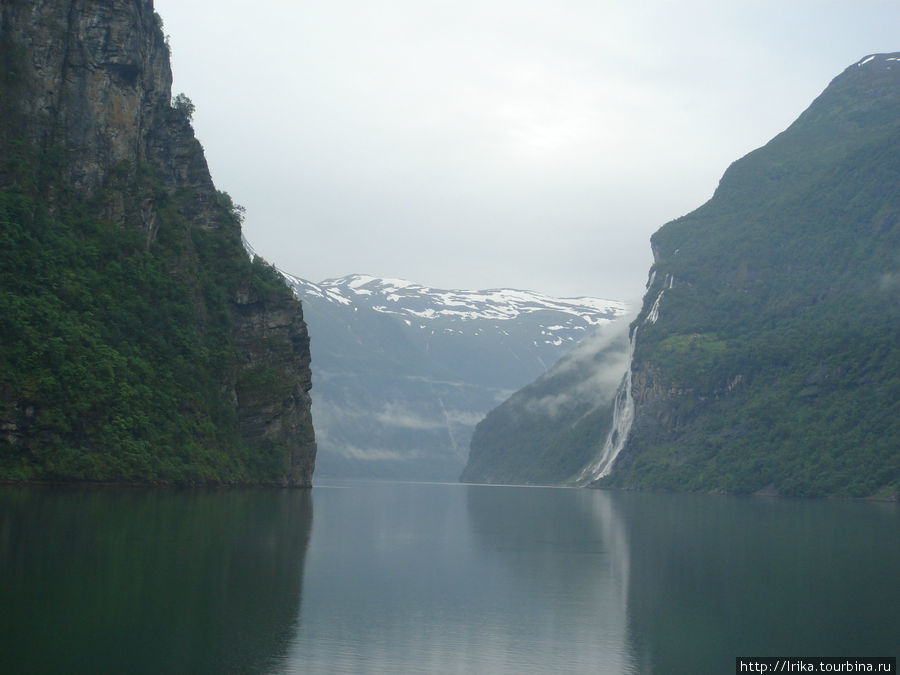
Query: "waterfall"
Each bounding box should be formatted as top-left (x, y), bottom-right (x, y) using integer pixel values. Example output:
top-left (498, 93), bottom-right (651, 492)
top-left (575, 325), bottom-right (637, 484)
top-left (576, 279), bottom-right (669, 485)
top-left (645, 274), bottom-right (672, 325)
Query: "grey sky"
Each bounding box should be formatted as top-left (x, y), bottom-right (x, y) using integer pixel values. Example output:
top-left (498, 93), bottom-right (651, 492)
top-left (153, 0), bottom-right (898, 303)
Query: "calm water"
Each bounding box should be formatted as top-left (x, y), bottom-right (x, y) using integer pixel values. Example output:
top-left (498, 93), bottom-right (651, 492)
top-left (1, 481), bottom-right (896, 673)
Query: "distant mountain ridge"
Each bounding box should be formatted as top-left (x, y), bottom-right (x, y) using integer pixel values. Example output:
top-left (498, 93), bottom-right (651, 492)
top-left (296, 274), bottom-right (620, 327)
top-left (275, 270), bottom-right (626, 480)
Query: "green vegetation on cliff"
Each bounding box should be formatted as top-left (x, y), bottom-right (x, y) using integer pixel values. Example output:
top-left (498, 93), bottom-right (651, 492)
top-left (0, 2), bottom-right (315, 485)
top-left (0, 143), bottom-right (298, 483)
top-left (604, 54), bottom-right (900, 499)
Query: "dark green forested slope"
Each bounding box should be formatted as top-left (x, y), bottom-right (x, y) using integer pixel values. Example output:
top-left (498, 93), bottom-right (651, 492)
top-left (0, 2), bottom-right (315, 485)
top-left (0, 163), bottom-right (297, 483)
top-left (602, 53), bottom-right (899, 498)
top-left (461, 324), bottom-right (628, 485)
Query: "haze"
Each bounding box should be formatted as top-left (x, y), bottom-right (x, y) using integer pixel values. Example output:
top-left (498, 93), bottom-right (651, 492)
top-left (153, 0), bottom-right (898, 303)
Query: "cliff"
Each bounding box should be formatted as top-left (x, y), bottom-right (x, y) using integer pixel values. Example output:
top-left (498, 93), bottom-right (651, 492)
top-left (0, 0), bottom-right (315, 485)
top-left (594, 53), bottom-right (900, 498)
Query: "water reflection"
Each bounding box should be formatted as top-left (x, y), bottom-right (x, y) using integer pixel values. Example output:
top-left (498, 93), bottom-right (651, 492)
top-left (279, 482), bottom-right (641, 673)
top-left (23, 482), bottom-right (889, 673)
top-left (0, 487), bottom-right (312, 673)
top-left (615, 493), bottom-right (899, 674)
top-left (463, 487), bottom-right (899, 674)
top-left (465, 486), bottom-right (637, 673)
top-left (280, 482), bottom-right (490, 672)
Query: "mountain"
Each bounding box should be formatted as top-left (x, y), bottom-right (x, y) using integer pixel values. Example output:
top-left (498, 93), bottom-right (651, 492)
top-left (472, 53), bottom-right (900, 500)
top-left (460, 316), bottom-right (631, 485)
top-left (282, 272), bottom-right (626, 480)
top-left (0, 1), bottom-right (316, 485)
top-left (470, 52), bottom-right (900, 499)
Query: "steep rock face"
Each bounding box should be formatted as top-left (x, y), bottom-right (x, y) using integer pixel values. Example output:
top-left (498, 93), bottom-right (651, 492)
top-left (0, 0), bottom-right (315, 485)
top-left (3, 1), bottom-right (165, 188)
top-left (0, 0), bottom-right (217, 228)
top-left (231, 293), bottom-right (316, 485)
top-left (596, 53), bottom-right (900, 499)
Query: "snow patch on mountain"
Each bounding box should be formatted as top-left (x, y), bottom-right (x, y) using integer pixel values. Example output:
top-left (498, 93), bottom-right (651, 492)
top-left (292, 273), bottom-right (626, 327)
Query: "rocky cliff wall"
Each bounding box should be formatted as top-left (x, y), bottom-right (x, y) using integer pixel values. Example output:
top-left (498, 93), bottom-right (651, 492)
top-left (231, 291), bottom-right (316, 485)
top-left (0, 0), bottom-right (219, 227)
top-left (3, 1), bottom-right (164, 186)
top-left (0, 0), bottom-right (316, 485)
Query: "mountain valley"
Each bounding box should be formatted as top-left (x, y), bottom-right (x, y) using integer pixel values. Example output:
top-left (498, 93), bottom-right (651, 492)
top-left (282, 272), bottom-right (626, 480)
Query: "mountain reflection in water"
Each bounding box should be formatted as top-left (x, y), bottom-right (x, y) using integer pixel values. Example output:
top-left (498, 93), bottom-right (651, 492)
top-left (2, 482), bottom-right (896, 673)
top-left (0, 487), bottom-right (312, 673)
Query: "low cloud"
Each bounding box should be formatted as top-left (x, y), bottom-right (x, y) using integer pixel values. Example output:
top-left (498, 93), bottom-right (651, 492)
top-left (372, 402), bottom-right (488, 430)
top-left (373, 403), bottom-right (446, 431)
top-left (443, 410), bottom-right (489, 427)
top-left (879, 271), bottom-right (900, 292)
top-left (336, 445), bottom-right (422, 462)
top-left (522, 315), bottom-right (633, 420)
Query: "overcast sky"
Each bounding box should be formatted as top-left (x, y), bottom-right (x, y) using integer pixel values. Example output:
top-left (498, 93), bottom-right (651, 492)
top-left (153, 0), bottom-right (897, 303)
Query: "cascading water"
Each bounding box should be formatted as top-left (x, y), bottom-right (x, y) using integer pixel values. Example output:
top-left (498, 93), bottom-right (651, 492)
top-left (645, 273), bottom-right (672, 325)
top-left (576, 276), bottom-right (671, 485)
top-left (575, 325), bottom-right (637, 484)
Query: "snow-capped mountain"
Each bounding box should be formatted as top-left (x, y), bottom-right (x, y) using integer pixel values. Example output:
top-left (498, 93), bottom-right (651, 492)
top-left (277, 270), bottom-right (627, 480)
top-left (287, 273), bottom-right (624, 363)
top-left (297, 274), bottom-right (619, 323)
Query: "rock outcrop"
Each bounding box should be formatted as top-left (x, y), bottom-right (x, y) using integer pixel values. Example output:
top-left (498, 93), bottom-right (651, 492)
top-left (231, 292), bottom-right (316, 485)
